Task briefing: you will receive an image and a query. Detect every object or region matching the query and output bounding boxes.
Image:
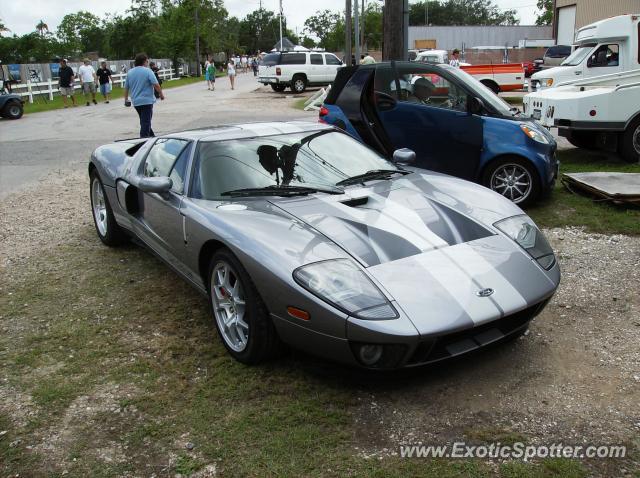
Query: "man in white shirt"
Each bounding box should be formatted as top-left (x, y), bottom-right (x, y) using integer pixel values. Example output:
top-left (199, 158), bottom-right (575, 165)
top-left (77, 58), bottom-right (98, 106)
top-left (449, 49), bottom-right (461, 68)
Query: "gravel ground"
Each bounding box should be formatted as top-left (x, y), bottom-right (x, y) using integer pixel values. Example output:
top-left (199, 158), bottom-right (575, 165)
top-left (1, 164), bottom-right (639, 475)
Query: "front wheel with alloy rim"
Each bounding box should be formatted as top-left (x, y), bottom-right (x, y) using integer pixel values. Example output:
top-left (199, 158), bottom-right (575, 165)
top-left (290, 75), bottom-right (306, 93)
top-left (89, 171), bottom-right (128, 246)
top-left (482, 157), bottom-right (541, 207)
top-left (208, 248), bottom-right (284, 364)
top-left (619, 117), bottom-right (640, 163)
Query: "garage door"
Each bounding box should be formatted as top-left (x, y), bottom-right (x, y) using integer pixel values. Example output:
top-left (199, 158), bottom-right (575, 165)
top-left (557, 5), bottom-right (577, 45)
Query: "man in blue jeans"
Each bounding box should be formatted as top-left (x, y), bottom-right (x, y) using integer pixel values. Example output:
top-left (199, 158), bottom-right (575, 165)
top-left (124, 53), bottom-right (165, 137)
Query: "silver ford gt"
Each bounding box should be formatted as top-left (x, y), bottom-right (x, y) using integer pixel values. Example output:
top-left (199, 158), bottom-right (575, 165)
top-left (89, 122), bottom-right (560, 369)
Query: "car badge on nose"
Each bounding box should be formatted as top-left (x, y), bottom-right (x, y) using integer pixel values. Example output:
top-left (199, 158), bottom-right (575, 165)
top-left (476, 288), bottom-right (494, 297)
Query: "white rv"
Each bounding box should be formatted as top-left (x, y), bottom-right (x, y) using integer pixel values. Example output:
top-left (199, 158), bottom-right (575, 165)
top-left (531, 14), bottom-right (640, 89)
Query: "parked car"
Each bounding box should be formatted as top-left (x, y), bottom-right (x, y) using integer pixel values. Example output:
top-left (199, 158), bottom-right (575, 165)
top-left (257, 51), bottom-right (343, 93)
top-left (0, 80), bottom-right (24, 119)
top-left (89, 121), bottom-right (559, 369)
top-left (522, 61), bottom-right (535, 77)
top-left (320, 61), bottom-right (558, 206)
top-left (540, 45), bottom-right (572, 69)
top-left (415, 50), bottom-right (525, 93)
top-left (532, 14), bottom-right (639, 90)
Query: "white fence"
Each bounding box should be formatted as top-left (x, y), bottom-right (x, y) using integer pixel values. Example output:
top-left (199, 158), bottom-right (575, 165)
top-left (10, 67), bottom-right (184, 103)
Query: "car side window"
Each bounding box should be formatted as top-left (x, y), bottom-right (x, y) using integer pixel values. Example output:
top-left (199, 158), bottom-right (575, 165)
top-left (394, 65), bottom-right (467, 112)
top-left (373, 64), bottom-right (397, 97)
top-left (588, 44), bottom-right (619, 67)
top-left (280, 53), bottom-right (306, 65)
top-left (310, 54), bottom-right (323, 65)
top-left (325, 54), bottom-right (341, 65)
top-left (168, 142), bottom-right (193, 194)
top-left (143, 138), bottom-right (190, 182)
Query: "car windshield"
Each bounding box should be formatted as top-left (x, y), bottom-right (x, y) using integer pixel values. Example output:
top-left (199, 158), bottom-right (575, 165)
top-left (561, 45), bottom-right (594, 66)
top-left (190, 130), bottom-right (399, 200)
top-left (445, 67), bottom-right (514, 115)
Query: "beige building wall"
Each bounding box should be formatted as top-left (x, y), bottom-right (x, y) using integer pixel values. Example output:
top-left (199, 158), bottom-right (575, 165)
top-left (554, 0), bottom-right (640, 32)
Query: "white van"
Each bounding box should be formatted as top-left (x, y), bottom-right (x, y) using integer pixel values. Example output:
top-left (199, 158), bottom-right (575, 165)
top-left (531, 14), bottom-right (640, 89)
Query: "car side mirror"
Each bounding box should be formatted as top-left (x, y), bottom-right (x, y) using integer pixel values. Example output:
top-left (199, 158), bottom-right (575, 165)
top-left (392, 148), bottom-right (416, 165)
top-left (467, 96), bottom-right (485, 115)
top-left (138, 176), bottom-right (172, 194)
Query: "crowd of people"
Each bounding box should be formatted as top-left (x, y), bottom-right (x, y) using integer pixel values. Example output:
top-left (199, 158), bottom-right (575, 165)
top-left (204, 53), bottom-right (261, 91)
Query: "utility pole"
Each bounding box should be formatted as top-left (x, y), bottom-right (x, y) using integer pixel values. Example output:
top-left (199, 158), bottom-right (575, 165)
top-left (354, 0), bottom-right (360, 62)
top-left (345, 0), bottom-right (352, 65)
top-left (195, 1), bottom-right (201, 76)
top-left (361, 0), bottom-right (366, 52)
top-left (279, 0), bottom-right (283, 50)
top-left (382, 0), bottom-right (403, 60)
top-left (403, 0), bottom-right (409, 59)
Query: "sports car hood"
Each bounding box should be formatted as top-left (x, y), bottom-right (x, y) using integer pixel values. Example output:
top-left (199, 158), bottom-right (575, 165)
top-left (273, 173), bottom-right (558, 335)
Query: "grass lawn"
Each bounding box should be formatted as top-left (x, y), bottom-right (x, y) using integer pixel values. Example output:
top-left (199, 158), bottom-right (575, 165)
top-left (22, 76), bottom-right (205, 114)
top-left (527, 148), bottom-right (640, 235)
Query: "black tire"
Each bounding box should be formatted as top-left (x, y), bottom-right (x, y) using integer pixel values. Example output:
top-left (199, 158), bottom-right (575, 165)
top-left (619, 116), bottom-right (640, 163)
top-left (566, 131), bottom-right (597, 150)
top-left (270, 84), bottom-right (286, 92)
top-left (480, 80), bottom-right (500, 95)
top-left (2, 101), bottom-right (23, 119)
top-left (290, 75), bottom-right (307, 93)
top-left (481, 156), bottom-right (541, 208)
top-left (207, 248), bottom-right (284, 364)
top-left (89, 170), bottom-right (128, 246)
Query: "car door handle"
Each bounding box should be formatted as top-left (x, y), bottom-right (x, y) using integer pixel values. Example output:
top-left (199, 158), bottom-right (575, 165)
top-left (575, 71), bottom-right (582, 75)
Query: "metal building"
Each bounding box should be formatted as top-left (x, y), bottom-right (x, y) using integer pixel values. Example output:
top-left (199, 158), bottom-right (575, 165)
top-left (553, 0), bottom-right (640, 45)
top-left (408, 25), bottom-right (553, 51)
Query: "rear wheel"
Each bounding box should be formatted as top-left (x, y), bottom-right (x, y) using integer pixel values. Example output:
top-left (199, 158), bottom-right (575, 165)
top-left (480, 80), bottom-right (500, 95)
top-left (482, 157), bottom-right (541, 207)
top-left (208, 248), bottom-right (284, 364)
top-left (90, 171), bottom-right (128, 246)
top-left (2, 101), bottom-right (23, 119)
top-left (566, 131), bottom-right (597, 150)
top-left (270, 83), bottom-right (286, 92)
top-left (619, 117), bottom-right (640, 163)
top-left (290, 75), bottom-right (306, 93)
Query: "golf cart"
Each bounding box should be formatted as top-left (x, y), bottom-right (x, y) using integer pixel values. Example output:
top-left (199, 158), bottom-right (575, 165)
top-left (0, 79), bottom-right (24, 120)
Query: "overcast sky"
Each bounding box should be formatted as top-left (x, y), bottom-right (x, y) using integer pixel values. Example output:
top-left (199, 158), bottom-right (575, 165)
top-left (0, 0), bottom-right (540, 37)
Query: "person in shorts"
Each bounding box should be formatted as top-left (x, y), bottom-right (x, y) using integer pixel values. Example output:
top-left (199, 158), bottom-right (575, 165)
top-left (77, 58), bottom-right (97, 106)
top-left (58, 59), bottom-right (77, 108)
top-left (207, 61), bottom-right (216, 91)
top-left (96, 61), bottom-right (113, 103)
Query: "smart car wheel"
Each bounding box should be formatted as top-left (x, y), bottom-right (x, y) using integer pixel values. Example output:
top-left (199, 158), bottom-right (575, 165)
top-left (208, 249), bottom-right (284, 364)
top-left (3, 101), bottom-right (23, 120)
top-left (483, 157), bottom-right (541, 207)
top-left (89, 171), bottom-right (128, 246)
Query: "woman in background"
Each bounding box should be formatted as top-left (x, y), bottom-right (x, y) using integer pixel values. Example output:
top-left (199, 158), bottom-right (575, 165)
top-left (204, 58), bottom-right (211, 90)
top-left (227, 57), bottom-right (236, 90)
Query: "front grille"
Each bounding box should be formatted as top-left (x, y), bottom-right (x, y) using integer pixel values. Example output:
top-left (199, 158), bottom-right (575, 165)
top-left (407, 298), bottom-right (550, 365)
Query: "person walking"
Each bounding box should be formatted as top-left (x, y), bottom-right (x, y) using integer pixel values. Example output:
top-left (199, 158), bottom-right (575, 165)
top-left (149, 61), bottom-right (163, 99)
top-left (227, 57), bottom-right (236, 90)
top-left (449, 49), bottom-right (461, 68)
top-left (361, 52), bottom-right (376, 65)
top-left (207, 61), bottom-right (216, 91)
top-left (204, 58), bottom-right (212, 90)
top-left (96, 61), bottom-right (113, 103)
top-left (58, 59), bottom-right (77, 108)
top-left (77, 58), bottom-right (98, 106)
top-left (251, 55), bottom-right (259, 76)
top-left (123, 53), bottom-right (164, 138)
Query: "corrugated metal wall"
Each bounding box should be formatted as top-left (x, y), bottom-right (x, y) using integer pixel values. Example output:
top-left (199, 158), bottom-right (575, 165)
top-left (408, 25), bottom-right (553, 51)
top-left (555, 0), bottom-right (640, 30)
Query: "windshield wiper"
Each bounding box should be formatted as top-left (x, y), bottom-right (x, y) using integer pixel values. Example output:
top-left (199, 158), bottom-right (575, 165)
top-left (221, 184), bottom-right (344, 197)
top-left (336, 169), bottom-right (410, 186)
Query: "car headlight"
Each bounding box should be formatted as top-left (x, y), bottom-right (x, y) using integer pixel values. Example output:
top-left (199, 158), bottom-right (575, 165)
top-left (494, 215), bottom-right (556, 269)
top-left (538, 78), bottom-right (553, 87)
top-left (293, 259), bottom-right (398, 319)
top-left (520, 124), bottom-right (550, 144)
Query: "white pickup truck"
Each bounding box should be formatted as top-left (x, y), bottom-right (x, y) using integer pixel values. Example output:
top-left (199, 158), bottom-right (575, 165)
top-left (531, 14), bottom-right (639, 89)
top-left (523, 69), bottom-right (640, 162)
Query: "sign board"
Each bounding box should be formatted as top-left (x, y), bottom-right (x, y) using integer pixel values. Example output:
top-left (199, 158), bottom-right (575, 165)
top-left (415, 39), bottom-right (437, 50)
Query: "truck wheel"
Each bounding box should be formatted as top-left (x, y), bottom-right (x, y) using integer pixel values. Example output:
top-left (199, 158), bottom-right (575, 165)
top-left (270, 84), bottom-right (286, 92)
top-left (291, 75), bottom-right (306, 93)
top-left (480, 80), bottom-right (500, 95)
top-left (620, 117), bottom-right (640, 163)
top-left (482, 157), bottom-right (541, 208)
top-left (566, 131), bottom-right (597, 150)
top-left (2, 101), bottom-right (23, 120)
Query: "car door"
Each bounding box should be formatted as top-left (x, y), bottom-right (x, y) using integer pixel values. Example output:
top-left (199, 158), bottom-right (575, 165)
top-left (370, 62), bottom-right (483, 180)
top-left (134, 138), bottom-right (193, 271)
top-left (309, 53), bottom-right (324, 84)
top-left (324, 53), bottom-right (343, 83)
top-left (585, 43), bottom-right (622, 79)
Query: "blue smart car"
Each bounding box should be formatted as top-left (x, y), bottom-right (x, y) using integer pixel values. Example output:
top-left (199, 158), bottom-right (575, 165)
top-left (320, 61), bottom-right (558, 206)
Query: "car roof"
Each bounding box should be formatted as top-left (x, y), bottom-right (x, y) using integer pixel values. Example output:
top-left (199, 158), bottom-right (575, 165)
top-left (162, 121), bottom-right (333, 142)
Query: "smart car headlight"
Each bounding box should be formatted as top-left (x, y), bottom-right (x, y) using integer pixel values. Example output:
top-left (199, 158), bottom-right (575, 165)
top-left (293, 259), bottom-right (398, 319)
top-left (520, 124), bottom-right (550, 144)
top-left (494, 215), bottom-right (556, 269)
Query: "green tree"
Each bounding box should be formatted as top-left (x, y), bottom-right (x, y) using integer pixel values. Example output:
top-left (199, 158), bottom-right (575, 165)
top-left (304, 10), bottom-right (342, 50)
top-left (56, 11), bottom-right (100, 56)
top-left (409, 0), bottom-right (519, 26)
top-left (535, 0), bottom-right (553, 26)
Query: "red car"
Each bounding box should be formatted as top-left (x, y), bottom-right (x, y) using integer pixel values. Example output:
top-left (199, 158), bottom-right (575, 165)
top-left (522, 61), bottom-right (535, 78)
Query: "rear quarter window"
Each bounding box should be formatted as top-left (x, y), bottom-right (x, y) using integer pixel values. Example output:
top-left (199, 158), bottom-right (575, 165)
top-left (262, 53), bottom-right (281, 66)
top-left (280, 53), bottom-right (307, 65)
